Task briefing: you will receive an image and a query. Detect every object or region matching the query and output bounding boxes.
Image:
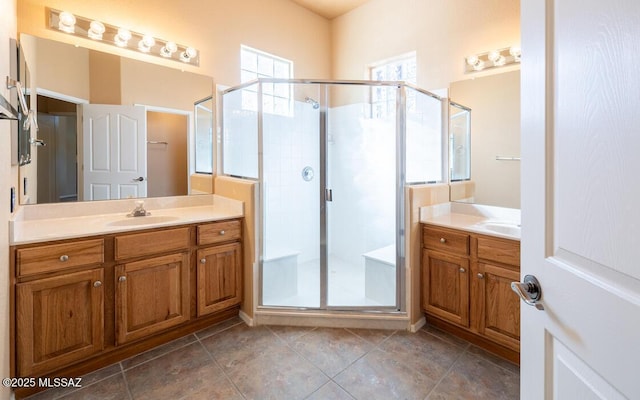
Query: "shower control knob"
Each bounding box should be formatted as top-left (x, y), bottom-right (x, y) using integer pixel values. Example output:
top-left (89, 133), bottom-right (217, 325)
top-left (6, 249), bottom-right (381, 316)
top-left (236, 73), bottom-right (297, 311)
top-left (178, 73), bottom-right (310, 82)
top-left (440, 238), bottom-right (447, 243)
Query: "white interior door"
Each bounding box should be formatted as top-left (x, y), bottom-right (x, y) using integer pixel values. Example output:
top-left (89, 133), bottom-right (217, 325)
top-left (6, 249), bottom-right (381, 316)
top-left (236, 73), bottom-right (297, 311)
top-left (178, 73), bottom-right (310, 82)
top-left (81, 104), bottom-right (146, 201)
top-left (521, 0), bottom-right (640, 399)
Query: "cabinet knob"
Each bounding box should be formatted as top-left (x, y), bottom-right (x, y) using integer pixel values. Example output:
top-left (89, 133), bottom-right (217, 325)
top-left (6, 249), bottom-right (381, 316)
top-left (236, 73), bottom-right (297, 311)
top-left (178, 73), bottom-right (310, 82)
top-left (459, 267), bottom-right (466, 273)
top-left (440, 238), bottom-right (446, 243)
top-left (200, 258), bottom-right (207, 264)
top-left (477, 273), bottom-right (485, 279)
top-left (93, 281), bottom-right (102, 288)
top-left (220, 230), bottom-right (225, 235)
top-left (59, 255), bottom-right (69, 262)
top-left (118, 276), bottom-right (127, 282)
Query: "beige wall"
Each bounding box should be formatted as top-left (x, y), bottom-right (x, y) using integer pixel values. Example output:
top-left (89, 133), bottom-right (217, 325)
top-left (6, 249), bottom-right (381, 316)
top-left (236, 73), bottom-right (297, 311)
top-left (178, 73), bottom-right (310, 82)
top-left (331, 0), bottom-right (520, 90)
top-left (1, 1), bottom-right (17, 399)
top-left (17, 0), bottom-right (332, 86)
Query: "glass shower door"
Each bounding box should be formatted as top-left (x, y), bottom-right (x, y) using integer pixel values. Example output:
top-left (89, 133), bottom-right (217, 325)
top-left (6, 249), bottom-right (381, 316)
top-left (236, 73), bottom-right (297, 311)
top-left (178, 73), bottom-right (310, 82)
top-left (261, 82), bottom-right (321, 308)
top-left (325, 83), bottom-right (398, 309)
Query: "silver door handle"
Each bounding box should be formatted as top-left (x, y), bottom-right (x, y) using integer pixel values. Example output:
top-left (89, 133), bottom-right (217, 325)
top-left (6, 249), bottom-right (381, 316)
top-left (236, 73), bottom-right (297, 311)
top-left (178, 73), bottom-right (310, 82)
top-left (325, 188), bottom-right (333, 202)
top-left (133, 176), bottom-right (145, 182)
top-left (511, 275), bottom-right (544, 310)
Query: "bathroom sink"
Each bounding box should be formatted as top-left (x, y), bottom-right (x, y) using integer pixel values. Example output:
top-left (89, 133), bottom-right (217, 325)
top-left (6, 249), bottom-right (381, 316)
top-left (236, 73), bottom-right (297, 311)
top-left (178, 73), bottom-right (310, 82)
top-left (108, 215), bottom-right (180, 227)
top-left (478, 222), bottom-right (521, 237)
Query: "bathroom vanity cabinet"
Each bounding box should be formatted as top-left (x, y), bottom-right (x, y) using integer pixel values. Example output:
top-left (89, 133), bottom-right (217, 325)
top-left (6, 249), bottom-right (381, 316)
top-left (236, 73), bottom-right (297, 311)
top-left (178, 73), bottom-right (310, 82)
top-left (10, 218), bottom-right (242, 396)
top-left (421, 224), bottom-right (520, 363)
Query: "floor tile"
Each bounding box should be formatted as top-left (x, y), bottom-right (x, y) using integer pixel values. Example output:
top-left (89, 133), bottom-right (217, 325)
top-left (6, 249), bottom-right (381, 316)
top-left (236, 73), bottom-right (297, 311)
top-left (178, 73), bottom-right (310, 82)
top-left (380, 330), bottom-right (465, 381)
top-left (194, 316), bottom-right (244, 340)
top-left (291, 328), bottom-right (372, 377)
top-left (466, 344), bottom-right (520, 375)
top-left (426, 352), bottom-right (520, 400)
top-left (124, 341), bottom-right (224, 400)
top-left (58, 373), bottom-right (129, 400)
top-left (226, 345), bottom-right (328, 400)
top-left (25, 364), bottom-right (123, 400)
top-left (306, 381), bottom-right (355, 400)
top-left (121, 334), bottom-right (197, 370)
top-left (346, 328), bottom-right (395, 345)
top-left (268, 325), bottom-right (316, 342)
top-left (334, 347), bottom-right (437, 400)
top-left (177, 376), bottom-right (244, 400)
top-left (422, 324), bottom-right (472, 349)
top-left (200, 324), bottom-right (284, 372)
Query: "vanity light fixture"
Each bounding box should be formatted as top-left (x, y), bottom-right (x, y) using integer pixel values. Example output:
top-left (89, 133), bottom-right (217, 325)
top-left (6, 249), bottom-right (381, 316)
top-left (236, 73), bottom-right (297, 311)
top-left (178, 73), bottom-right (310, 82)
top-left (48, 8), bottom-right (200, 66)
top-left (464, 46), bottom-right (521, 73)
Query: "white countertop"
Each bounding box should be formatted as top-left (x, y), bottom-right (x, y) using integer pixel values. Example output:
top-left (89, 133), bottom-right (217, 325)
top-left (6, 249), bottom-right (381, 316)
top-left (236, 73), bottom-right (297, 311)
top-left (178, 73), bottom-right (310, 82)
top-left (10, 195), bottom-right (244, 245)
top-left (420, 202), bottom-right (521, 241)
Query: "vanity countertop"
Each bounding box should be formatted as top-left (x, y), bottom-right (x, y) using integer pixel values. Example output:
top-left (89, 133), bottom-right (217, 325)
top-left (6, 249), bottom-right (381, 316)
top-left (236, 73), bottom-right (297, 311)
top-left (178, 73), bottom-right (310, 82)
top-left (420, 202), bottom-right (521, 241)
top-left (10, 195), bottom-right (243, 245)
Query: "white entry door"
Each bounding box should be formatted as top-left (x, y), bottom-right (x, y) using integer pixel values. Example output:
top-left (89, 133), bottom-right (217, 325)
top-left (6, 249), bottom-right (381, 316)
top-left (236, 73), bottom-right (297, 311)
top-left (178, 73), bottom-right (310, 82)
top-left (520, 0), bottom-right (640, 399)
top-left (81, 104), bottom-right (147, 201)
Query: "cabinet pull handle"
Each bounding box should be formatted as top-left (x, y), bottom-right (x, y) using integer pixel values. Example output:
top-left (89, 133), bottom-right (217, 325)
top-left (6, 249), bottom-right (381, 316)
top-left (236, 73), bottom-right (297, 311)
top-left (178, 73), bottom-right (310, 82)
top-left (477, 273), bottom-right (484, 279)
top-left (118, 276), bottom-right (127, 282)
top-left (93, 281), bottom-right (102, 288)
top-left (59, 255), bottom-right (69, 262)
top-left (220, 230), bottom-right (225, 235)
top-left (440, 238), bottom-right (446, 243)
top-left (200, 258), bottom-right (207, 264)
top-left (459, 267), bottom-right (466, 273)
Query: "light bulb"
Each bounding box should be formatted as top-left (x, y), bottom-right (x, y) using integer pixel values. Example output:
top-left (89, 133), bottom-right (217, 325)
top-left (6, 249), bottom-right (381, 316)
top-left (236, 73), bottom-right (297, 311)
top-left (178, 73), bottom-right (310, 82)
top-left (138, 35), bottom-right (156, 53)
top-left (88, 21), bottom-right (105, 40)
top-left (466, 55), bottom-right (479, 66)
top-left (487, 50), bottom-right (500, 62)
top-left (58, 11), bottom-right (76, 33)
top-left (509, 46), bottom-right (522, 61)
top-left (160, 41), bottom-right (177, 57)
top-left (115, 28), bottom-right (131, 47)
top-left (493, 55), bottom-right (506, 66)
top-left (473, 60), bottom-right (485, 71)
top-left (180, 47), bottom-right (197, 63)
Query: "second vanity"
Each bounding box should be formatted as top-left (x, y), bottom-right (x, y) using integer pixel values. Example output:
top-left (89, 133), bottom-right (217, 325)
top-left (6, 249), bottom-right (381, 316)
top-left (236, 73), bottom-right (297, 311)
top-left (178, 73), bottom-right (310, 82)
top-left (420, 202), bottom-right (521, 364)
top-left (9, 195), bottom-right (244, 398)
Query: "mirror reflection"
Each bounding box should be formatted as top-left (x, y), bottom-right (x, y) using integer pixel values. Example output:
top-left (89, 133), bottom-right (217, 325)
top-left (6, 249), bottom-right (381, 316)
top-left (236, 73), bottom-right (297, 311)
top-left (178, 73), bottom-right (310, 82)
top-left (19, 34), bottom-right (214, 205)
top-left (449, 70), bottom-right (520, 209)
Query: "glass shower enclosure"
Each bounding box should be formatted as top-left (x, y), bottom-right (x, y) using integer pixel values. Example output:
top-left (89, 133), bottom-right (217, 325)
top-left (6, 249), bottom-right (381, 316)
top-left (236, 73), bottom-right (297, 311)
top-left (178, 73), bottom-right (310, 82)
top-left (222, 79), bottom-right (443, 312)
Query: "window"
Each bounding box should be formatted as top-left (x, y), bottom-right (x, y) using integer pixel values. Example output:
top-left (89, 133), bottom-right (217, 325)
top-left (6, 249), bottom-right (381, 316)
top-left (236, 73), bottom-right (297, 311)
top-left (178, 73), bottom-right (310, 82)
top-left (370, 52), bottom-right (417, 118)
top-left (240, 45), bottom-right (293, 116)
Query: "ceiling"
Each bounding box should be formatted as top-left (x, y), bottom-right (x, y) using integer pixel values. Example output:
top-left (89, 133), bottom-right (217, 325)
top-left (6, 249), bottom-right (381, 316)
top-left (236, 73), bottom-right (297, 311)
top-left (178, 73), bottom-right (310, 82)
top-left (289, 0), bottom-right (370, 19)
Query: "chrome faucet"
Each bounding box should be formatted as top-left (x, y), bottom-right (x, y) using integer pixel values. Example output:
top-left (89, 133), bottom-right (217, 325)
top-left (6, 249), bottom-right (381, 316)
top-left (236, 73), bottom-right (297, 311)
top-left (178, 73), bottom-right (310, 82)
top-left (129, 200), bottom-right (150, 217)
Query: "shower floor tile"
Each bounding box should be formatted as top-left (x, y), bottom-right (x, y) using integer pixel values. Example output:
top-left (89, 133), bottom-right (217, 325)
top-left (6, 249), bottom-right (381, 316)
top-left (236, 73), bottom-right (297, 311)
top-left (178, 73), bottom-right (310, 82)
top-left (26, 318), bottom-right (520, 400)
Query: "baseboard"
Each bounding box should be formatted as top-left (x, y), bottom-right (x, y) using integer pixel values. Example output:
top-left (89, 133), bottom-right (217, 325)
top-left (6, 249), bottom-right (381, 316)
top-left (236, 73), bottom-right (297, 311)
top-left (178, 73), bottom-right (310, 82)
top-left (254, 310), bottom-right (410, 330)
top-left (410, 316), bottom-right (426, 333)
top-left (239, 310), bottom-right (254, 327)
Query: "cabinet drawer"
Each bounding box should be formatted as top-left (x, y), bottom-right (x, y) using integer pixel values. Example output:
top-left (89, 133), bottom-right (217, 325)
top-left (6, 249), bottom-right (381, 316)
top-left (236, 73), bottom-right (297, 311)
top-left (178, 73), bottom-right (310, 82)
top-left (198, 220), bottom-right (241, 245)
top-left (17, 239), bottom-right (104, 277)
top-left (423, 226), bottom-right (469, 255)
top-left (477, 236), bottom-right (520, 266)
top-left (115, 227), bottom-right (190, 260)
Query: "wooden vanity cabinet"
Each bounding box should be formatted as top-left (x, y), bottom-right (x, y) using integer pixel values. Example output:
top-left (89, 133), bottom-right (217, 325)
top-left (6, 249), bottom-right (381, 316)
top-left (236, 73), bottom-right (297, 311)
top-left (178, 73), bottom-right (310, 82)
top-left (16, 268), bottom-right (104, 377)
top-left (10, 218), bottom-right (243, 397)
top-left (421, 224), bottom-right (521, 363)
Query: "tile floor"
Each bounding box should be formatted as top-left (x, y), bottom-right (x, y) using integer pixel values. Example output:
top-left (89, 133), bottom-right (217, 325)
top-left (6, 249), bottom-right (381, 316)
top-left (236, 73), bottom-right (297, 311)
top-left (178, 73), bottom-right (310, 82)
top-left (26, 317), bottom-right (520, 400)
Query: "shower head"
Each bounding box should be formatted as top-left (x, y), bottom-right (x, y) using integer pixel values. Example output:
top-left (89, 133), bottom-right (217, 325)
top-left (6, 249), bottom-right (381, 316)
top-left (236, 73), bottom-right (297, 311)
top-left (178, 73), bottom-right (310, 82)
top-left (305, 96), bottom-right (320, 109)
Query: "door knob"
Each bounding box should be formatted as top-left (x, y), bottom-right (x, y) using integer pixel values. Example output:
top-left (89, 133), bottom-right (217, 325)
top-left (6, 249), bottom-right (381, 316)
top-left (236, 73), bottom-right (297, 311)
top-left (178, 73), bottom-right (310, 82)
top-left (133, 176), bottom-right (145, 182)
top-left (511, 275), bottom-right (544, 310)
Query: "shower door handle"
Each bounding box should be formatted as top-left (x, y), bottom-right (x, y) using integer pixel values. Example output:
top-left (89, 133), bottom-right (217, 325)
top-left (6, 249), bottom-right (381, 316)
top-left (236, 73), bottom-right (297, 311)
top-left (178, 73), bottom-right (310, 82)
top-left (325, 188), bottom-right (333, 202)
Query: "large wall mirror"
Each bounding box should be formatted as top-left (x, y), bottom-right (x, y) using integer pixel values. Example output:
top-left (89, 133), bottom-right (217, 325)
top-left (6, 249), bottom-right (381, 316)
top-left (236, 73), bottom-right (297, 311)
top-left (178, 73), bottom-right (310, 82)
top-left (19, 34), bottom-right (214, 205)
top-left (449, 69), bottom-right (520, 209)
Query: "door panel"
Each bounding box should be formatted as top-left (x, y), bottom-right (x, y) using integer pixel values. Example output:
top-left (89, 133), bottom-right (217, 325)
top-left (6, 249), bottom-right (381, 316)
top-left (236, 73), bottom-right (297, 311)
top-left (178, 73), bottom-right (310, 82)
top-left (521, 0), bottom-right (640, 398)
top-left (81, 104), bottom-right (146, 200)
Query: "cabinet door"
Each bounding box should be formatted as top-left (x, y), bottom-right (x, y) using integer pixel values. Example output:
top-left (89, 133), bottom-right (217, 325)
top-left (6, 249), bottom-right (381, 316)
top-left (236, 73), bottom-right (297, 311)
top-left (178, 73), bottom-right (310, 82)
top-left (474, 262), bottom-right (520, 351)
top-left (197, 242), bottom-right (242, 316)
top-left (421, 249), bottom-right (469, 327)
top-left (16, 269), bottom-right (104, 376)
top-left (115, 252), bottom-right (189, 345)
